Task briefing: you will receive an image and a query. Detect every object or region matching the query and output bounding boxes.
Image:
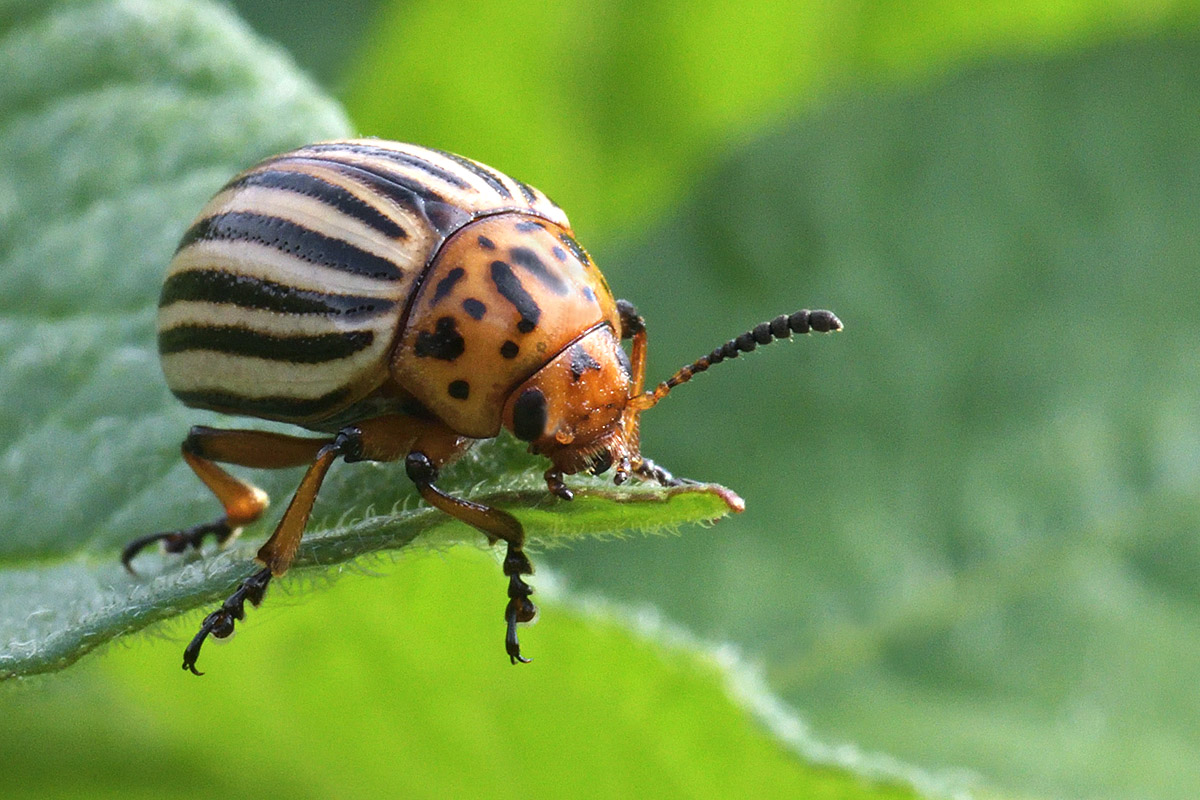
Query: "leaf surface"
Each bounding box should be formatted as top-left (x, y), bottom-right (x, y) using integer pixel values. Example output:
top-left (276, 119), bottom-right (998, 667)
top-left (0, 0), bottom-right (738, 680)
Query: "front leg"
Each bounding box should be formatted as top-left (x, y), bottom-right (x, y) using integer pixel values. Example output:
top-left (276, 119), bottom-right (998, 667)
top-left (404, 451), bottom-right (537, 664)
top-left (633, 456), bottom-right (688, 487)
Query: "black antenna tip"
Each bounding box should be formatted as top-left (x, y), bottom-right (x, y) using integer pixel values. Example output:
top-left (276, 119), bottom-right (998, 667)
top-left (812, 309), bottom-right (843, 333)
top-left (787, 309), bottom-right (843, 335)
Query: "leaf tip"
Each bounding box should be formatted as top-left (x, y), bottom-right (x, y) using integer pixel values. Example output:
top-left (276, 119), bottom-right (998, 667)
top-left (669, 482), bottom-right (744, 515)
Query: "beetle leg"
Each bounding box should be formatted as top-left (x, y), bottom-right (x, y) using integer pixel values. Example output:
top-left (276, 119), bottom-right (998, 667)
top-left (616, 298), bottom-right (651, 474)
top-left (544, 468), bottom-right (574, 500)
top-left (122, 426), bottom-right (331, 572)
top-left (616, 298), bottom-right (646, 341)
top-left (631, 456), bottom-right (690, 487)
top-left (405, 450), bottom-right (537, 664)
top-left (182, 427), bottom-right (360, 675)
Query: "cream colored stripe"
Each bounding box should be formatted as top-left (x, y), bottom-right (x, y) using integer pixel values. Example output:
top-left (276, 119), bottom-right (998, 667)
top-left (157, 300), bottom-right (395, 337)
top-left (166, 240), bottom-right (409, 299)
top-left (161, 347), bottom-right (386, 400)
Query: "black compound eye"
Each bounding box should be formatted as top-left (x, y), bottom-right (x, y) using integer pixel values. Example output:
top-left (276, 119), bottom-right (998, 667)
top-left (590, 450), bottom-right (613, 476)
top-left (512, 388), bottom-right (548, 442)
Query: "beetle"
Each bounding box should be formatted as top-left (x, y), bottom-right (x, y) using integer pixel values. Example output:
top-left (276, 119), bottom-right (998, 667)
top-left (121, 139), bottom-right (842, 674)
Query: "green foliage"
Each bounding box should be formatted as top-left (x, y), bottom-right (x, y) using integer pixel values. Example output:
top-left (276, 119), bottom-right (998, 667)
top-left (5, 552), bottom-right (937, 800)
top-left (342, 0), bottom-right (1200, 237)
top-left (554, 35), bottom-right (1200, 800)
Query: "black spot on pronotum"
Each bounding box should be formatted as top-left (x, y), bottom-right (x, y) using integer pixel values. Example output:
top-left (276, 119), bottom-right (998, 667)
top-left (512, 388), bottom-right (547, 441)
top-left (414, 316), bottom-right (465, 361)
top-left (432, 267), bottom-right (465, 303)
top-left (568, 343), bottom-right (602, 381)
top-left (489, 260), bottom-right (541, 333)
top-left (581, 286), bottom-right (595, 302)
top-left (448, 380), bottom-right (470, 400)
top-left (551, 246), bottom-right (568, 262)
top-left (510, 246), bottom-right (568, 295)
top-left (514, 219), bottom-right (546, 232)
top-left (477, 235), bottom-right (496, 250)
top-left (462, 298), bottom-right (486, 320)
top-left (500, 340), bottom-right (519, 359)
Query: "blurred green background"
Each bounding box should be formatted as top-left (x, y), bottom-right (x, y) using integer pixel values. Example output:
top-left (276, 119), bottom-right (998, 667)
top-left (5, 1), bottom-right (1200, 798)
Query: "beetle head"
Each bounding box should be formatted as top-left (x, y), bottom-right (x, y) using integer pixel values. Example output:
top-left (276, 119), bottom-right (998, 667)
top-left (501, 325), bottom-right (634, 477)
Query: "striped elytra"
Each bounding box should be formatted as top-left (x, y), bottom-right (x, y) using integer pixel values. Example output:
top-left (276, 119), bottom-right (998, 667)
top-left (137, 138), bottom-right (842, 674)
top-left (158, 139), bottom-right (616, 435)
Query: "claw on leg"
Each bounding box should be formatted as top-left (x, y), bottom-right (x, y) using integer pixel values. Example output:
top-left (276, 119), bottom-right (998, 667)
top-left (502, 544), bottom-right (537, 664)
top-left (182, 567), bottom-right (272, 676)
top-left (121, 519), bottom-right (234, 575)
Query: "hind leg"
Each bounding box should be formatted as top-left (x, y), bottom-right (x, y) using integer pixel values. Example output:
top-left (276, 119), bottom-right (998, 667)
top-left (122, 426), bottom-right (331, 572)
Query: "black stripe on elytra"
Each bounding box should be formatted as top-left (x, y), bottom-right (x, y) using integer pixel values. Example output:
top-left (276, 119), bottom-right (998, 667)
top-left (510, 246), bottom-right (568, 295)
top-left (171, 387), bottom-right (351, 420)
top-left (280, 157), bottom-right (466, 236)
top-left (178, 212), bottom-right (404, 281)
top-left (413, 316), bottom-right (465, 361)
top-left (160, 269), bottom-right (396, 318)
top-left (430, 148), bottom-right (513, 199)
top-left (225, 169), bottom-right (407, 239)
top-left (489, 260), bottom-right (541, 334)
top-left (568, 343), bottom-right (602, 381)
top-left (514, 180), bottom-right (538, 205)
top-left (159, 324), bottom-right (375, 363)
top-left (298, 143), bottom-right (471, 189)
top-left (557, 232), bottom-right (592, 266)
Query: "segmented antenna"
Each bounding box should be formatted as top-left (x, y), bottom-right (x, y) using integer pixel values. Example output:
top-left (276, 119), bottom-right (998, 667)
top-left (636, 309), bottom-right (842, 409)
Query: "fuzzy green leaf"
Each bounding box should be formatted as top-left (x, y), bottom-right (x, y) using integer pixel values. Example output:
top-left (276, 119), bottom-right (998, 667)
top-left (0, 0), bottom-right (738, 680)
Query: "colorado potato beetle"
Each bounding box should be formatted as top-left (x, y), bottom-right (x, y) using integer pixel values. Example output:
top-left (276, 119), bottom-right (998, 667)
top-left (122, 140), bottom-right (842, 674)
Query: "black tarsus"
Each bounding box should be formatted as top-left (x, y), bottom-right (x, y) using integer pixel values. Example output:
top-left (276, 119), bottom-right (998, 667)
top-left (502, 548), bottom-right (536, 665)
top-left (634, 457), bottom-right (685, 487)
top-left (406, 451), bottom-right (537, 664)
top-left (121, 519), bottom-right (233, 575)
top-left (180, 427), bottom-right (363, 676)
top-left (182, 567), bottom-right (273, 675)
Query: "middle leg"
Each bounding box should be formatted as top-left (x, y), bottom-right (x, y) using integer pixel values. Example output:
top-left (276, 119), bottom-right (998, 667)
top-left (382, 418), bottom-right (536, 664)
